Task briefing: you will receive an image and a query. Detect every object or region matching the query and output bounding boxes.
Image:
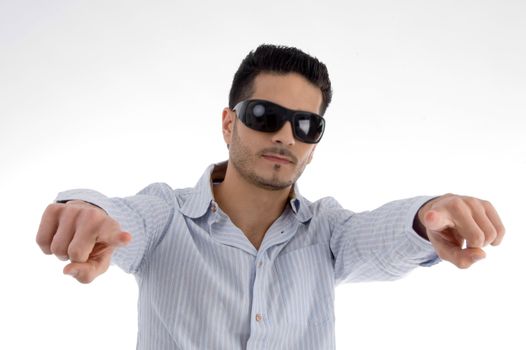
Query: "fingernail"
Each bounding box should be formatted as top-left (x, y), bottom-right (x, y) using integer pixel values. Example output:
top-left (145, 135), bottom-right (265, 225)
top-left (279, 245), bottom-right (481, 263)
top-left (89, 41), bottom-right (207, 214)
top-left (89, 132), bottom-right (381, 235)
top-left (65, 269), bottom-right (78, 277)
top-left (58, 255), bottom-right (69, 261)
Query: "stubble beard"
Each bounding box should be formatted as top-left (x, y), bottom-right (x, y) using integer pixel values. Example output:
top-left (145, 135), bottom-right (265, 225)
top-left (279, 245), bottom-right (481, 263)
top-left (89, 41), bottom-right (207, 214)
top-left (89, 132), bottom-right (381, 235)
top-left (229, 122), bottom-right (308, 191)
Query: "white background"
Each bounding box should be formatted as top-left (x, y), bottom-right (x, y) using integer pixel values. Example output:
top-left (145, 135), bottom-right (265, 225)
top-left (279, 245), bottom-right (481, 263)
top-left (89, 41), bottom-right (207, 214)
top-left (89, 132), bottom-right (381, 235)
top-left (1, 0), bottom-right (525, 349)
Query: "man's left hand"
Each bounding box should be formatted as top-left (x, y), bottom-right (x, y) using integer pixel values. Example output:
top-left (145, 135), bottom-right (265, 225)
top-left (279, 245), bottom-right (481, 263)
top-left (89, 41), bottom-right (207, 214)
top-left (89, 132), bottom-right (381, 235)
top-left (416, 194), bottom-right (505, 268)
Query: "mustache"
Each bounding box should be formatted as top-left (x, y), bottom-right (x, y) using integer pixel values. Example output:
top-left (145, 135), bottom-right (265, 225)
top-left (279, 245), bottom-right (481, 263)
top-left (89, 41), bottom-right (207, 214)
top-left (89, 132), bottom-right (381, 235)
top-left (257, 147), bottom-right (298, 164)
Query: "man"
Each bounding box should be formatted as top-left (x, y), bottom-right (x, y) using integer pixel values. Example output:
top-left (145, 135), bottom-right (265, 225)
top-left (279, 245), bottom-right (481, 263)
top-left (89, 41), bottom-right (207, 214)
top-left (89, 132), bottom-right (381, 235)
top-left (36, 44), bottom-right (505, 349)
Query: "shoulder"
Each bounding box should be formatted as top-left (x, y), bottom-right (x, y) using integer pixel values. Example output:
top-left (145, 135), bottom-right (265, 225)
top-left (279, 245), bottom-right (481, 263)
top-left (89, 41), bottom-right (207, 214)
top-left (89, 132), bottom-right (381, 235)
top-left (297, 195), bottom-right (355, 229)
top-left (304, 196), bottom-right (348, 215)
top-left (136, 182), bottom-right (195, 208)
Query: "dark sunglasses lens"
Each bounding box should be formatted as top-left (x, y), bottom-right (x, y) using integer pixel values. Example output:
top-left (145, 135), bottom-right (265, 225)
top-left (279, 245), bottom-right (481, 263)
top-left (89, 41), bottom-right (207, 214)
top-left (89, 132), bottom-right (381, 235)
top-left (245, 101), bottom-right (282, 132)
top-left (239, 100), bottom-right (324, 143)
top-left (294, 113), bottom-right (324, 143)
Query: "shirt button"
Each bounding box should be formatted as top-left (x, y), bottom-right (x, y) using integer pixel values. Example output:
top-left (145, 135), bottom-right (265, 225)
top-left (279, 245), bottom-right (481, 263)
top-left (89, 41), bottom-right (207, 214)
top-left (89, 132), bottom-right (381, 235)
top-left (255, 314), bottom-right (263, 322)
top-left (211, 203), bottom-right (217, 213)
top-left (257, 261), bottom-right (263, 268)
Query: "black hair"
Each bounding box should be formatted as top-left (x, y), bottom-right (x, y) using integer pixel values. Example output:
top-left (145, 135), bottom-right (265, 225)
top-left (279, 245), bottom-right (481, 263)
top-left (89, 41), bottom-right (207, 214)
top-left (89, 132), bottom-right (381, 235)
top-left (228, 44), bottom-right (332, 116)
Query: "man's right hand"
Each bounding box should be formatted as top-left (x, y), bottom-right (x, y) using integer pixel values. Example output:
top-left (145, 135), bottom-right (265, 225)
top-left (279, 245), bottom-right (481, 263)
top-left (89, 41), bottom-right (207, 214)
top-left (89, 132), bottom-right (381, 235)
top-left (36, 200), bottom-right (131, 283)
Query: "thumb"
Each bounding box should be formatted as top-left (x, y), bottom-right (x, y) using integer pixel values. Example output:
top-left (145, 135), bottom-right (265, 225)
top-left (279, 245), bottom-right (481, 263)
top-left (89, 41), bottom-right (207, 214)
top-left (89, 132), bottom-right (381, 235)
top-left (63, 244), bottom-right (115, 284)
top-left (432, 239), bottom-right (486, 269)
top-left (63, 232), bottom-right (130, 283)
top-left (63, 260), bottom-right (111, 283)
top-left (423, 209), bottom-right (455, 232)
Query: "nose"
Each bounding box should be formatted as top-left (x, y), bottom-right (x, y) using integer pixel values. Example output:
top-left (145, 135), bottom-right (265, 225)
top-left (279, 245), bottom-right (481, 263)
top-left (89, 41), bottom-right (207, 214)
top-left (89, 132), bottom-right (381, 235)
top-left (271, 121), bottom-right (295, 146)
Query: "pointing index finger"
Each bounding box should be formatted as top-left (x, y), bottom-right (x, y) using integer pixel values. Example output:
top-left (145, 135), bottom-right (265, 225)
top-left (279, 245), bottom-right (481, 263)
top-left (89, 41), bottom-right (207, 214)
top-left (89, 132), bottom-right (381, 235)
top-left (95, 218), bottom-right (132, 247)
top-left (423, 209), bottom-right (455, 232)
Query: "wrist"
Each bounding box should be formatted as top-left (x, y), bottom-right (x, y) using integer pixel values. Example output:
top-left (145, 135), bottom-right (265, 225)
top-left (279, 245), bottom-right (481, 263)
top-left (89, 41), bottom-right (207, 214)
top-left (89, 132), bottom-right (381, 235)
top-left (413, 212), bottom-right (429, 240)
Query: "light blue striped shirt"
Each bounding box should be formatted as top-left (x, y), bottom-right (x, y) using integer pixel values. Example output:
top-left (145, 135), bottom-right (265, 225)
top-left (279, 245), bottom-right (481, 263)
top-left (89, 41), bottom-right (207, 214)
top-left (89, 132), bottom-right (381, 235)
top-left (56, 161), bottom-right (439, 349)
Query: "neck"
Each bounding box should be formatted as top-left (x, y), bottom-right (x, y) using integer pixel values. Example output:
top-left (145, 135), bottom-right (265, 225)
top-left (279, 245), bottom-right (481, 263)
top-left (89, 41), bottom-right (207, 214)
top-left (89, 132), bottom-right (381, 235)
top-left (213, 161), bottom-right (291, 249)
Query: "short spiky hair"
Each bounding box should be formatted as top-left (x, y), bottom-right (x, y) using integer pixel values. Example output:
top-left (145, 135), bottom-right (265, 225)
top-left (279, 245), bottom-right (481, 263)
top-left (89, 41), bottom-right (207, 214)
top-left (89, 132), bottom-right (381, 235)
top-left (228, 44), bottom-right (332, 116)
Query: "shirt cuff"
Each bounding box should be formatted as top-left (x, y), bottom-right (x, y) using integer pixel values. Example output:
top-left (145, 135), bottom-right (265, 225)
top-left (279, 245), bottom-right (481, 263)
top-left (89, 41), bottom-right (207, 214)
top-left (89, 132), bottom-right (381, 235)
top-left (55, 189), bottom-right (113, 214)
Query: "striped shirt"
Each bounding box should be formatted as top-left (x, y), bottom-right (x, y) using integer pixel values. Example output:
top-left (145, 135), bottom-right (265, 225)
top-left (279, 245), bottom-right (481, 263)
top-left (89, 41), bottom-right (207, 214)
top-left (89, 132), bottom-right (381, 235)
top-left (56, 161), bottom-right (439, 349)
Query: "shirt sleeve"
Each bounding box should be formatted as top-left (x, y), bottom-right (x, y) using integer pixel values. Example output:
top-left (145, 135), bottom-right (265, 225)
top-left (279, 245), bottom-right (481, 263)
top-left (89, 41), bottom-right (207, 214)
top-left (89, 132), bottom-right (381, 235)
top-left (54, 183), bottom-right (175, 274)
top-left (328, 196), bottom-right (441, 285)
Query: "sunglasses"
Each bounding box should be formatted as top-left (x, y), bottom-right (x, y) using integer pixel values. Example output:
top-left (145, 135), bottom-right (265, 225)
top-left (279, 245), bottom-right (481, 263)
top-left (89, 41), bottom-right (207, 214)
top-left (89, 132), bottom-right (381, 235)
top-left (233, 99), bottom-right (325, 144)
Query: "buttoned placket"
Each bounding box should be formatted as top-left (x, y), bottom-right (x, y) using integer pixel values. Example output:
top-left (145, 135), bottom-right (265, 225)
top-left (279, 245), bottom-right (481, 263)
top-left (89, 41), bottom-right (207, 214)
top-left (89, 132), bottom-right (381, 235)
top-left (206, 198), bottom-right (306, 349)
top-left (246, 243), bottom-right (269, 349)
top-left (246, 212), bottom-right (302, 349)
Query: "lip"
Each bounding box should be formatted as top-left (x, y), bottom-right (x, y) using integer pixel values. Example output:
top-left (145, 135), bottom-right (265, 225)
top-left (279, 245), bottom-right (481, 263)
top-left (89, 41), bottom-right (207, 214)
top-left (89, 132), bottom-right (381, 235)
top-left (261, 153), bottom-right (294, 164)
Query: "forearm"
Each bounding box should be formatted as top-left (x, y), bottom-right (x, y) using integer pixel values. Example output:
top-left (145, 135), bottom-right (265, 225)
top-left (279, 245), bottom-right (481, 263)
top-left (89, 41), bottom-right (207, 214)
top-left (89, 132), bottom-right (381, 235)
top-left (332, 196), bottom-right (440, 284)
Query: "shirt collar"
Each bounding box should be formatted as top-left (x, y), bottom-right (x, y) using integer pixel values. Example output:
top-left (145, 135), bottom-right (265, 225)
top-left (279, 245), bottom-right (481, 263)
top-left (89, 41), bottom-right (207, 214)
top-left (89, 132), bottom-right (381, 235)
top-left (178, 162), bottom-right (221, 219)
top-left (179, 161), bottom-right (313, 223)
top-left (288, 184), bottom-right (313, 223)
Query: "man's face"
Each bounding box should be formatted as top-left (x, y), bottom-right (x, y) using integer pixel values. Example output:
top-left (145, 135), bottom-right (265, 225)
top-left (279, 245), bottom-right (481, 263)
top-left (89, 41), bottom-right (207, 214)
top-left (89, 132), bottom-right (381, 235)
top-left (222, 72), bottom-right (323, 191)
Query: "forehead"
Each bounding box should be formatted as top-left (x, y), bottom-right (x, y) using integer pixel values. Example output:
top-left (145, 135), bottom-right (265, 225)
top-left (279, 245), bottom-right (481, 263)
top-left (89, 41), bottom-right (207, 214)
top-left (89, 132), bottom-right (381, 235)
top-left (249, 72), bottom-right (323, 115)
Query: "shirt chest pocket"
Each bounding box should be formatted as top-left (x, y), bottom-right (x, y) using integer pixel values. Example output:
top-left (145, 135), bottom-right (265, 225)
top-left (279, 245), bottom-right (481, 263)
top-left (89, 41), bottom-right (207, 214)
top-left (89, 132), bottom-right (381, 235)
top-left (274, 243), bottom-right (335, 327)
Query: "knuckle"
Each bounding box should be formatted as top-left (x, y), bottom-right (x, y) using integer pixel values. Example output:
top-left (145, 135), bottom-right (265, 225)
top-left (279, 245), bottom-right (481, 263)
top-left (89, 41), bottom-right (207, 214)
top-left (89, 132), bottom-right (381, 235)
top-left (67, 246), bottom-right (85, 262)
top-left (487, 226), bottom-right (498, 238)
top-left (442, 193), bottom-right (455, 199)
top-left (44, 203), bottom-right (63, 216)
top-left (80, 206), bottom-right (106, 224)
top-left (82, 207), bottom-right (99, 220)
top-left (61, 205), bottom-right (80, 220)
top-left (35, 234), bottom-right (51, 251)
top-left (66, 200), bottom-right (87, 206)
top-left (470, 230), bottom-right (486, 247)
top-left (480, 199), bottom-right (492, 208)
top-left (448, 196), bottom-right (465, 212)
top-left (463, 196), bottom-right (476, 206)
top-left (485, 233), bottom-right (497, 246)
top-left (49, 240), bottom-right (68, 257)
top-left (464, 197), bottom-right (481, 207)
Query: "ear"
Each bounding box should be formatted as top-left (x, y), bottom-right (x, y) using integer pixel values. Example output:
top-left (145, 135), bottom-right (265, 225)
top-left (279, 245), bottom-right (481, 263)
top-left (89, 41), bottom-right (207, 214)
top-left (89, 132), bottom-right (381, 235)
top-left (306, 145), bottom-right (317, 164)
top-left (222, 107), bottom-right (235, 146)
